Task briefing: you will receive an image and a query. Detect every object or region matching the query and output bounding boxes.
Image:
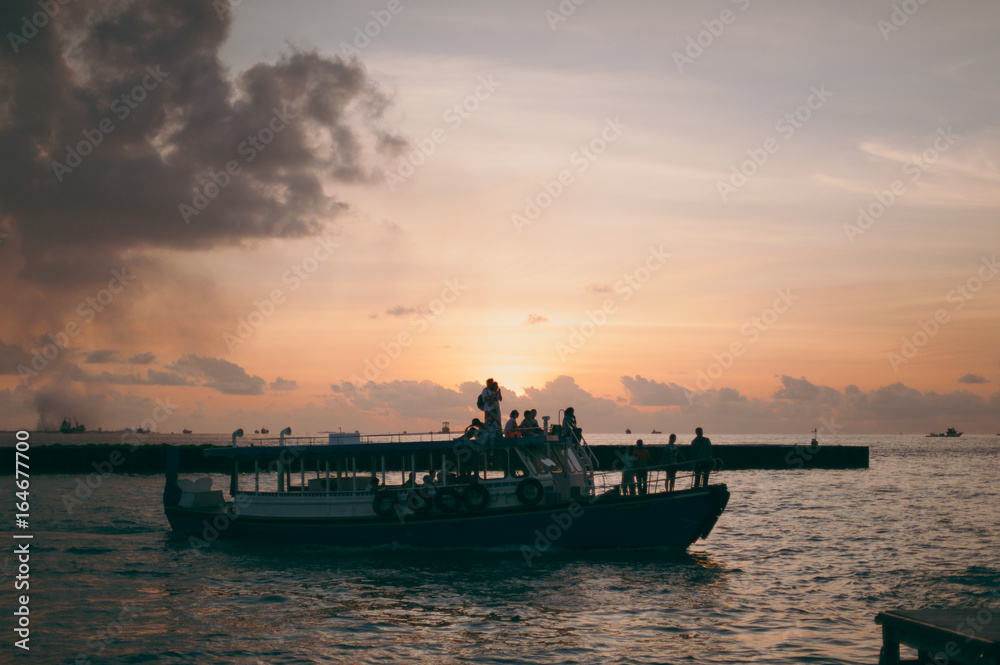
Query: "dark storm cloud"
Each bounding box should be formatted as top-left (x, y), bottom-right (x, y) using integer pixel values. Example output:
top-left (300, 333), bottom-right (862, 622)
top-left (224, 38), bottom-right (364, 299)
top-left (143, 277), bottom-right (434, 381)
top-left (0, 0), bottom-right (399, 286)
top-left (170, 354), bottom-right (265, 395)
top-left (0, 340), bottom-right (33, 373)
top-left (957, 373), bottom-right (989, 384)
top-left (128, 352), bottom-right (157, 365)
top-left (84, 349), bottom-right (118, 364)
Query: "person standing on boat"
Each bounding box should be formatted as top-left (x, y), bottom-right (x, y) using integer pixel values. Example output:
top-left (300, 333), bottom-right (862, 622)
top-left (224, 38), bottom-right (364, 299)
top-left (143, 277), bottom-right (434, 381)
top-left (504, 410), bottom-right (520, 437)
top-left (660, 434), bottom-right (682, 492)
top-left (691, 427), bottom-right (712, 488)
top-left (633, 439), bottom-right (651, 495)
top-left (481, 378), bottom-right (502, 433)
top-left (618, 446), bottom-right (636, 496)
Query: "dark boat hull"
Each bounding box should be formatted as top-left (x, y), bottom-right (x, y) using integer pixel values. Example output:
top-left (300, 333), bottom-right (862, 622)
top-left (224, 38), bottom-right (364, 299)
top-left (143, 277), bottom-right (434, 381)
top-left (165, 485), bottom-right (730, 550)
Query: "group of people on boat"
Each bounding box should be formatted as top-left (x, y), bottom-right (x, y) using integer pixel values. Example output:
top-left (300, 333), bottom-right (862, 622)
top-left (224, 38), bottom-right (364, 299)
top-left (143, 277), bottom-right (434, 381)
top-left (617, 427), bottom-right (713, 495)
top-left (463, 377), bottom-right (581, 441)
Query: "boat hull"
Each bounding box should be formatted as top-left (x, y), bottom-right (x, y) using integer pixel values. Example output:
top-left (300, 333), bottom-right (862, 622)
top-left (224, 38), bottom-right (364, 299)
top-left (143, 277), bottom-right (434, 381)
top-left (165, 485), bottom-right (729, 550)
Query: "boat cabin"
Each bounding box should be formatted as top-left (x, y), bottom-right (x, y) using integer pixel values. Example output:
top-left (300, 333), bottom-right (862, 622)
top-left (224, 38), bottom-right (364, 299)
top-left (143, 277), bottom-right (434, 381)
top-left (203, 431), bottom-right (597, 520)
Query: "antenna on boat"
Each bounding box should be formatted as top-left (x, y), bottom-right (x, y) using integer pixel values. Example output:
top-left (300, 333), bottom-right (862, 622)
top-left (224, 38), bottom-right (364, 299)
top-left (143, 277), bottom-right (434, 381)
top-left (232, 428), bottom-right (244, 447)
top-left (280, 426), bottom-right (292, 445)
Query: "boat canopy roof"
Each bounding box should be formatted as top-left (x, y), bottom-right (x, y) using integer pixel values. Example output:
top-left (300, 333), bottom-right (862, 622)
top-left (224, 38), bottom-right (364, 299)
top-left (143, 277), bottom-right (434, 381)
top-left (203, 433), bottom-right (553, 460)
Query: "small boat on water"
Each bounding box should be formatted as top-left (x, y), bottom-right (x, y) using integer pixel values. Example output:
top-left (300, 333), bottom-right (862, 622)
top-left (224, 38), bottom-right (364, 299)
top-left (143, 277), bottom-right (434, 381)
top-left (182, 429), bottom-right (193, 434)
top-left (926, 427), bottom-right (963, 438)
top-left (163, 413), bottom-right (729, 550)
top-left (651, 429), bottom-right (661, 434)
top-left (440, 421), bottom-right (450, 434)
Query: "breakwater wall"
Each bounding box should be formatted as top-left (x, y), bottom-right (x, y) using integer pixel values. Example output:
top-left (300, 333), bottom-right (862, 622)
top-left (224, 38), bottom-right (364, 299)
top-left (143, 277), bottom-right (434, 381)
top-left (0, 443), bottom-right (867, 474)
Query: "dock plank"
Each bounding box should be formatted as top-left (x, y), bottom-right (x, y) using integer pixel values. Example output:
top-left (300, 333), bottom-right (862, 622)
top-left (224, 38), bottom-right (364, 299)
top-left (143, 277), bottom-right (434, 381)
top-left (876, 609), bottom-right (999, 665)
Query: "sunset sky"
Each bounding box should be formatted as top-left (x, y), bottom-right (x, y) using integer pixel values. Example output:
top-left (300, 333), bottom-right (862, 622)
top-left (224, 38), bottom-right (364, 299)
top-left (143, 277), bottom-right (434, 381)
top-left (1, 0), bottom-right (998, 435)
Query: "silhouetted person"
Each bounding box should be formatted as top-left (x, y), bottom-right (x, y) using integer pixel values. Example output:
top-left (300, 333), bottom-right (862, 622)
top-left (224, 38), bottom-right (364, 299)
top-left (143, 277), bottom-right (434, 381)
top-left (562, 407), bottom-right (580, 439)
top-left (618, 446), bottom-right (636, 496)
top-left (365, 473), bottom-right (380, 491)
top-left (691, 427), bottom-right (712, 488)
top-left (633, 439), bottom-right (651, 495)
top-left (504, 409), bottom-right (520, 437)
top-left (660, 433), bottom-right (682, 492)
top-left (481, 378), bottom-right (502, 433)
top-left (520, 409), bottom-right (541, 435)
top-left (461, 418), bottom-right (484, 439)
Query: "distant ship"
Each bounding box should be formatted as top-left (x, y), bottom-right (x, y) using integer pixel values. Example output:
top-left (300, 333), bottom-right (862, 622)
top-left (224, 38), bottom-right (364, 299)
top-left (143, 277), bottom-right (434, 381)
top-left (182, 429), bottom-right (193, 434)
top-left (60, 418), bottom-right (85, 433)
top-left (440, 421), bottom-right (450, 434)
top-left (926, 427), bottom-right (963, 438)
top-left (260, 427), bottom-right (269, 434)
top-left (651, 430), bottom-right (662, 434)
top-left (625, 428), bottom-right (631, 434)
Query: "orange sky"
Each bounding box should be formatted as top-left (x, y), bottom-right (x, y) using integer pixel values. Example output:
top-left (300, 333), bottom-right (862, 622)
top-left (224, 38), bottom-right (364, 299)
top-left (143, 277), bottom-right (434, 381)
top-left (1, 1), bottom-right (998, 434)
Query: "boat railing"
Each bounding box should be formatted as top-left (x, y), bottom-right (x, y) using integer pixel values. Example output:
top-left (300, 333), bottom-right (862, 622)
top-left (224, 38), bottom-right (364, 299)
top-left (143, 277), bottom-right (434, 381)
top-left (590, 457), bottom-right (724, 496)
top-left (242, 431), bottom-right (449, 447)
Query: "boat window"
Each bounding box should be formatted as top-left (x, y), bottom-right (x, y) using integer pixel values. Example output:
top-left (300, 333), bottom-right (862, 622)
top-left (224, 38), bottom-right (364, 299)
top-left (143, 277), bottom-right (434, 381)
top-left (515, 447), bottom-right (557, 475)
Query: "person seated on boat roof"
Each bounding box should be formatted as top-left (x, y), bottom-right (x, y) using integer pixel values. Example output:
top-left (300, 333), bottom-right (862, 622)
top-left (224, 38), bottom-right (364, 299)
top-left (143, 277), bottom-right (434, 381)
top-left (422, 473), bottom-right (435, 487)
top-left (561, 407), bottom-right (581, 439)
top-left (461, 418), bottom-right (484, 439)
top-left (365, 472), bottom-right (380, 491)
top-left (520, 409), bottom-right (542, 436)
top-left (402, 472), bottom-right (416, 489)
top-left (504, 410), bottom-right (521, 437)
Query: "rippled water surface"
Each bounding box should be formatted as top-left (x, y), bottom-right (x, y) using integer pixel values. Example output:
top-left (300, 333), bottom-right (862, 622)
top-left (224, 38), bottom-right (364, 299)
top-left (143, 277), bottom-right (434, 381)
top-left (3, 434), bottom-right (999, 664)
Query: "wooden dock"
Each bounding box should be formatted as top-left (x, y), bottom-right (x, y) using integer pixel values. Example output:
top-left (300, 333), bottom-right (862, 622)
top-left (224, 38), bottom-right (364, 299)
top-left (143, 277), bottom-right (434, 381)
top-left (876, 609), bottom-right (999, 665)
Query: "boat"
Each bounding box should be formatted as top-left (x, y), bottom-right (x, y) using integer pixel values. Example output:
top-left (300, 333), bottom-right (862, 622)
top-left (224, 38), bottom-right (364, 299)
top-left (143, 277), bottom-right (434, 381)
top-left (440, 421), bottom-right (451, 434)
top-left (182, 429), bottom-right (193, 434)
top-left (651, 429), bottom-right (661, 434)
top-left (260, 427), bottom-right (269, 434)
top-left (926, 427), bottom-right (963, 438)
top-left (60, 418), bottom-right (85, 433)
top-left (625, 428), bottom-right (631, 434)
top-left (163, 414), bottom-right (730, 550)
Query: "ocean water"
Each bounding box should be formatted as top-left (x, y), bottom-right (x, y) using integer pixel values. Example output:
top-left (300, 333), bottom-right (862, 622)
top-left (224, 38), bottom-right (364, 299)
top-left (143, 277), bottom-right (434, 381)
top-left (2, 434), bottom-right (998, 664)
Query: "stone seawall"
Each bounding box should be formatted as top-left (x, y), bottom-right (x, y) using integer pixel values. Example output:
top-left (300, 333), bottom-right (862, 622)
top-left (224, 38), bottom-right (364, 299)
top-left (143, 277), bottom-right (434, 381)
top-left (0, 443), bottom-right (868, 474)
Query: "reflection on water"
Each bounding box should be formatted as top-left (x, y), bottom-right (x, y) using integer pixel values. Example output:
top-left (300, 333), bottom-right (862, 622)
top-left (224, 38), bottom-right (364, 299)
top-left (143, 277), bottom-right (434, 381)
top-left (12, 435), bottom-right (1000, 664)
